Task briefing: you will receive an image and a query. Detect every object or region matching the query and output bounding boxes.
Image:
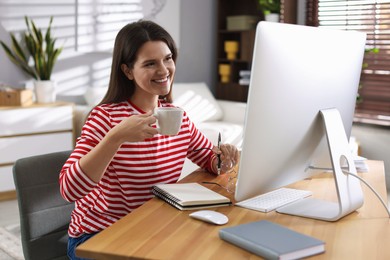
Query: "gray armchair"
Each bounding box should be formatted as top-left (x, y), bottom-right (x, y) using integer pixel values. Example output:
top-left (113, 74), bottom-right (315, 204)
top-left (13, 150), bottom-right (74, 260)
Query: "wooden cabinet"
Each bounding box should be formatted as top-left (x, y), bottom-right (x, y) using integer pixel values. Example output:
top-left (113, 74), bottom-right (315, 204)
top-left (0, 102), bottom-right (74, 200)
top-left (216, 0), bottom-right (261, 102)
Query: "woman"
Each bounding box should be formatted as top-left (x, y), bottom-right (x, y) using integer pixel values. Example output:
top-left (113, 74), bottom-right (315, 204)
top-left (60, 20), bottom-right (239, 259)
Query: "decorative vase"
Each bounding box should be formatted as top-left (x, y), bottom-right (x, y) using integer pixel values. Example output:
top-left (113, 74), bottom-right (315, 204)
top-left (265, 13), bottom-right (280, 23)
top-left (219, 64), bottom-right (231, 83)
top-left (224, 41), bottom-right (239, 60)
top-left (34, 80), bottom-right (56, 103)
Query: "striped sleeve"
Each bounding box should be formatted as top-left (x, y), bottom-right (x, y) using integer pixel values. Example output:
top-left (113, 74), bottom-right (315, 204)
top-left (59, 106), bottom-right (111, 202)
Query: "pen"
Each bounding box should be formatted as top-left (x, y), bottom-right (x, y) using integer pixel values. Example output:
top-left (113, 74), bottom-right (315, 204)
top-left (217, 132), bottom-right (221, 175)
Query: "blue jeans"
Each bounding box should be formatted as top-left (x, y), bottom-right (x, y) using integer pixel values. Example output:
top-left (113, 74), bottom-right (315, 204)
top-left (67, 233), bottom-right (97, 260)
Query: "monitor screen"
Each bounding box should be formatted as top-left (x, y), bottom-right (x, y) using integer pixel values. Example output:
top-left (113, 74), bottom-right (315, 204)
top-left (235, 22), bottom-right (366, 221)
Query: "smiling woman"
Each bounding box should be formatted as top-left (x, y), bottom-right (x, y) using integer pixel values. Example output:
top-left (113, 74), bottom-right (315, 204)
top-left (59, 20), bottom-right (240, 259)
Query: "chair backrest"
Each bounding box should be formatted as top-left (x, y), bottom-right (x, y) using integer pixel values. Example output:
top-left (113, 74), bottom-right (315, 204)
top-left (13, 150), bottom-right (74, 260)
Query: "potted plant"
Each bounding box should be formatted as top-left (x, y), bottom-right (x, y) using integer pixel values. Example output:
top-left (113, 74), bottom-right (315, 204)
top-left (259, 0), bottom-right (281, 22)
top-left (0, 16), bottom-right (63, 103)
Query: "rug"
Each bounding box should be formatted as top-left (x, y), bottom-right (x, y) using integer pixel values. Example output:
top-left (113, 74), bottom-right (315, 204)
top-left (0, 224), bottom-right (24, 260)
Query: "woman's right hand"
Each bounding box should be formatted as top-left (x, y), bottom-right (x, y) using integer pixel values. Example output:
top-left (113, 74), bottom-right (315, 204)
top-left (109, 111), bottom-right (159, 144)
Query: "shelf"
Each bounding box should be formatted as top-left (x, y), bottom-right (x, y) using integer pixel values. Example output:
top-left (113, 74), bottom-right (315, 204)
top-left (0, 102), bottom-right (74, 195)
top-left (216, 83), bottom-right (249, 102)
top-left (216, 0), bottom-right (260, 102)
top-left (215, 1), bottom-right (298, 102)
top-left (218, 29), bottom-right (255, 33)
top-left (218, 59), bottom-right (251, 63)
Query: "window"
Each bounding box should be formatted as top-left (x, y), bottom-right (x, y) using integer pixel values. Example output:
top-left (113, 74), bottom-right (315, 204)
top-left (0, 0), bottom-right (149, 54)
top-left (306, 0), bottom-right (390, 126)
top-left (0, 0), bottom-right (179, 53)
top-left (0, 0), bottom-right (76, 56)
top-left (0, 0), bottom-right (179, 99)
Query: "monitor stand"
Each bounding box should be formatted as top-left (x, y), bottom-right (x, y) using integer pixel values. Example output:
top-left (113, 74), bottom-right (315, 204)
top-left (276, 108), bottom-right (364, 221)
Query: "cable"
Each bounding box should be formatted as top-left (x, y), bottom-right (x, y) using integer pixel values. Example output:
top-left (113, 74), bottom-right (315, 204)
top-left (342, 169), bottom-right (390, 218)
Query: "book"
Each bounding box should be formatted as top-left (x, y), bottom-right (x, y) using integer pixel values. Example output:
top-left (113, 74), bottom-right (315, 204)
top-left (152, 182), bottom-right (232, 210)
top-left (354, 155), bottom-right (369, 172)
top-left (219, 220), bottom-right (325, 260)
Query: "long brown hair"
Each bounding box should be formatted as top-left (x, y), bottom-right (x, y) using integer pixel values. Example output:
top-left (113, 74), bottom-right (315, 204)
top-left (99, 20), bottom-right (178, 105)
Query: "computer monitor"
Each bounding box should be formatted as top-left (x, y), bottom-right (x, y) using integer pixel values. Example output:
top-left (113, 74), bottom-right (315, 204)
top-left (235, 22), bottom-right (367, 221)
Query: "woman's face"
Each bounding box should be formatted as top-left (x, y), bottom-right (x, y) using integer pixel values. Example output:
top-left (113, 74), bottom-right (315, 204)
top-left (127, 40), bottom-right (175, 98)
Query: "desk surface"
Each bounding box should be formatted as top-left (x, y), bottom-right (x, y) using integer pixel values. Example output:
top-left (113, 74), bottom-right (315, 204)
top-left (76, 161), bottom-right (390, 259)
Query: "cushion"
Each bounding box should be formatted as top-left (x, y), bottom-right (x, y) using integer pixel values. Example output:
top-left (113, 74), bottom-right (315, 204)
top-left (83, 83), bottom-right (224, 125)
top-left (172, 82), bottom-right (223, 124)
top-left (179, 121), bottom-right (243, 180)
top-left (197, 122), bottom-right (243, 149)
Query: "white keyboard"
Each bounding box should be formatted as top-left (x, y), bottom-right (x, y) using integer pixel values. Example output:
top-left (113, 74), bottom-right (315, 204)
top-left (235, 188), bottom-right (312, 213)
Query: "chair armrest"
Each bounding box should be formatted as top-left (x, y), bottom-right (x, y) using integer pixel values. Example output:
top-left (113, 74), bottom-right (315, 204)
top-left (216, 100), bottom-right (247, 125)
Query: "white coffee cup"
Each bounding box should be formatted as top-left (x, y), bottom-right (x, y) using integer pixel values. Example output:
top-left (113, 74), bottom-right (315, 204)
top-left (153, 107), bottom-right (184, 136)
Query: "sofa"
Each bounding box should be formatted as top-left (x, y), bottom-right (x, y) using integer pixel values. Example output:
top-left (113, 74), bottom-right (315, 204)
top-left (73, 82), bottom-right (246, 179)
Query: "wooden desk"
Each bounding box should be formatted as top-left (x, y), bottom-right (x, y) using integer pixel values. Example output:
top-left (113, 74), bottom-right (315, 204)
top-left (76, 161), bottom-right (389, 259)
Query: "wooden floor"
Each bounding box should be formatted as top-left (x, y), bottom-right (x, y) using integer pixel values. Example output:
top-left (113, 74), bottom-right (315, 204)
top-left (0, 199), bottom-right (19, 227)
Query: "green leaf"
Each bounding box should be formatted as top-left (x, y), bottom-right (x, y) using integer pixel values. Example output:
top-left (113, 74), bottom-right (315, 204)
top-left (31, 20), bottom-right (43, 47)
top-left (2, 16), bottom-right (62, 80)
top-left (10, 34), bottom-right (28, 62)
top-left (24, 16), bottom-right (32, 35)
top-left (45, 16), bottom-right (53, 45)
top-left (24, 34), bottom-right (34, 56)
top-left (0, 41), bottom-right (17, 63)
top-left (1, 36), bottom-right (38, 80)
top-left (259, 0), bottom-right (281, 14)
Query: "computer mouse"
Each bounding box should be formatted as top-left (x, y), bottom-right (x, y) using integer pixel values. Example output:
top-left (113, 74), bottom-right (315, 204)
top-left (189, 210), bottom-right (229, 225)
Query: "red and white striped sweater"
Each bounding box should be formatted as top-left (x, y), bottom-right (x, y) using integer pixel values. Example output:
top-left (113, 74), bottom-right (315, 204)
top-left (60, 100), bottom-right (215, 237)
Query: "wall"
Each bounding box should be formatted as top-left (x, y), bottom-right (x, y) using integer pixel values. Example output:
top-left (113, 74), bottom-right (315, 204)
top-left (352, 124), bottom-right (390, 190)
top-left (175, 0), bottom-right (217, 92)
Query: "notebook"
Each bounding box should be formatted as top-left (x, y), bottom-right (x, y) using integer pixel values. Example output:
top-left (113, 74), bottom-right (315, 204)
top-left (219, 220), bottom-right (325, 260)
top-left (152, 182), bottom-right (232, 210)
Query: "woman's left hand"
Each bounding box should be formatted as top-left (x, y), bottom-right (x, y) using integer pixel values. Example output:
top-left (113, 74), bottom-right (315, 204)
top-left (213, 144), bottom-right (240, 174)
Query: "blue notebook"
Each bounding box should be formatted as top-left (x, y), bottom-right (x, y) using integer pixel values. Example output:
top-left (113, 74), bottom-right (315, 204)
top-left (219, 220), bottom-right (325, 260)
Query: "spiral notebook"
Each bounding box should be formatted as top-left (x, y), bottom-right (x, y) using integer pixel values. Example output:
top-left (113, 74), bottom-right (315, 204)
top-left (152, 182), bottom-right (232, 210)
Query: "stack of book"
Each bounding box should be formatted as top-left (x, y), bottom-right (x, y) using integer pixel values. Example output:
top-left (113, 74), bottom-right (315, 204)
top-left (354, 155), bottom-right (369, 172)
top-left (238, 70), bottom-right (251, 85)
